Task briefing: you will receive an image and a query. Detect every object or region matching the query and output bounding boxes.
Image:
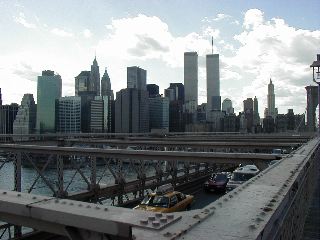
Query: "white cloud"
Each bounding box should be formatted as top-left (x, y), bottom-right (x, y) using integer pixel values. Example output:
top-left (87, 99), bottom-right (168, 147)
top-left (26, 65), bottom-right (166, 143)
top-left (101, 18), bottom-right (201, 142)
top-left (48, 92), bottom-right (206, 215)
top-left (97, 14), bottom-right (218, 68)
top-left (243, 9), bottom-right (264, 29)
top-left (51, 28), bottom-right (73, 37)
top-left (213, 13), bottom-right (231, 21)
top-left (13, 12), bottom-right (36, 29)
top-left (224, 9), bottom-right (320, 114)
top-left (232, 20), bottom-right (240, 25)
top-left (83, 29), bottom-right (92, 38)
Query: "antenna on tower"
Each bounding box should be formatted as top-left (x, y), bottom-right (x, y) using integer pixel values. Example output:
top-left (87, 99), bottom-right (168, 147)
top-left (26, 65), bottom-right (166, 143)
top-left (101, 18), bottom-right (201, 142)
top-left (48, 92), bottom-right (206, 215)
top-left (211, 36), bottom-right (213, 54)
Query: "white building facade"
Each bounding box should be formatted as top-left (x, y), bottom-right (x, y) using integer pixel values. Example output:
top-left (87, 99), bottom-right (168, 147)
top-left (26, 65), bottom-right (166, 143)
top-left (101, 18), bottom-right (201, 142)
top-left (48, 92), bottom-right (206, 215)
top-left (13, 94), bottom-right (36, 136)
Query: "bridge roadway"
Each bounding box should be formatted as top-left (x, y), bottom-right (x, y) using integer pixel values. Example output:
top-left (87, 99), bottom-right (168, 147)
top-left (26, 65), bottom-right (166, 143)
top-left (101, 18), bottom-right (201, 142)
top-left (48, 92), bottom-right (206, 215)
top-left (62, 139), bottom-right (301, 151)
top-left (0, 137), bottom-right (318, 240)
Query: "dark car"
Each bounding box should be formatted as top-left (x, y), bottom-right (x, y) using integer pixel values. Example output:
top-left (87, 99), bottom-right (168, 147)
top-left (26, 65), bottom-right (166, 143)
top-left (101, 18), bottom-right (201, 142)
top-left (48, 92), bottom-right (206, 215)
top-left (204, 173), bottom-right (229, 192)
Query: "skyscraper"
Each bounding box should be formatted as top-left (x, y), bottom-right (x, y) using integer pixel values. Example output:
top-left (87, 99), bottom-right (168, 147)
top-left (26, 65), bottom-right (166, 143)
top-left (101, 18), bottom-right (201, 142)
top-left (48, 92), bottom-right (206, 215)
top-left (184, 52), bottom-right (198, 111)
top-left (149, 96), bottom-right (169, 131)
top-left (165, 83), bottom-right (184, 132)
top-left (147, 84), bottom-right (159, 97)
top-left (13, 94), bottom-right (36, 135)
top-left (94, 96), bottom-right (113, 133)
top-left (253, 96), bottom-right (260, 125)
top-left (115, 88), bottom-right (149, 133)
top-left (266, 79), bottom-right (277, 119)
top-left (36, 70), bottom-right (62, 133)
top-left (243, 98), bottom-right (254, 132)
top-left (0, 103), bottom-right (18, 134)
top-left (90, 56), bottom-right (100, 96)
top-left (101, 68), bottom-right (114, 99)
top-left (206, 54), bottom-right (220, 111)
top-left (167, 83), bottom-right (184, 102)
top-left (75, 71), bottom-right (91, 96)
top-left (127, 66), bottom-right (147, 90)
top-left (222, 98), bottom-right (234, 115)
top-left (56, 96), bottom-right (81, 133)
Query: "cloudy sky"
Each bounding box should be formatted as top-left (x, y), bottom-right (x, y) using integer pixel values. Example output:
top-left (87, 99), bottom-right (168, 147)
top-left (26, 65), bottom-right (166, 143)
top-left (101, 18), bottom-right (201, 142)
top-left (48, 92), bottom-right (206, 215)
top-left (0, 0), bottom-right (319, 116)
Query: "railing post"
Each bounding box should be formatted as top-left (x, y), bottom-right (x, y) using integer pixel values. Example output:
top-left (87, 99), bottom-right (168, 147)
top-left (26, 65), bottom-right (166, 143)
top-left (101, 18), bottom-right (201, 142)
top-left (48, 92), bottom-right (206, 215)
top-left (90, 156), bottom-right (97, 190)
top-left (184, 161), bottom-right (190, 182)
top-left (13, 152), bottom-right (22, 238)
top-left (56, 155), bottom-right (65, 197)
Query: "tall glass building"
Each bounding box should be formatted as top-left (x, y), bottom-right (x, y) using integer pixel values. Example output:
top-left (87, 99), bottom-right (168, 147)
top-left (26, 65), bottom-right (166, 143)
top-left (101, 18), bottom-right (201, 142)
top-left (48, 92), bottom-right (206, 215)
top-left (149, 96), bottom-right (169, 131)
top-left (56, 96), bottom-right (81, 133)
top-left (36, 70), bottom-right (62, 133)
top-left (127, 66), bottom-right (147, 90)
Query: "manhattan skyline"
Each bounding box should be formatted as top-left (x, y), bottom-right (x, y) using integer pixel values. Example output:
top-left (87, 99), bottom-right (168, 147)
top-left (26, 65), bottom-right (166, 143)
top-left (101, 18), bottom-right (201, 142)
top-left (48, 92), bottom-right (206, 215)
top-left (0, 0), bottom-right (319, 117)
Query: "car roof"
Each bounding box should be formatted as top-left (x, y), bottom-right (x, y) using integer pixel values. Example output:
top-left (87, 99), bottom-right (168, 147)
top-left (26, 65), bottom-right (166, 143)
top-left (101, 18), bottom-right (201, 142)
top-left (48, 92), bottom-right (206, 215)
top-left (150, 191), bottom-right (181, 197)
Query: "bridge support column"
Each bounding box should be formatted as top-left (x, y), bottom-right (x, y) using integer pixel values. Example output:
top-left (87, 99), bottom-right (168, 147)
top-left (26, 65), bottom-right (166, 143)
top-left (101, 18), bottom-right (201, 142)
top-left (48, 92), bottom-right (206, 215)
top-left (306, 86), bottom-right (318, 132)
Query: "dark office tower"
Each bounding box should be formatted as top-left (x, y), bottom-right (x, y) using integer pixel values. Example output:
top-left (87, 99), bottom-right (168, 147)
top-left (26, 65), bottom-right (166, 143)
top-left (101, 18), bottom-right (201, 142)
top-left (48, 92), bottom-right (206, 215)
top-left (101, 68), bottom-right (114, 99)
top-left (263, 116), bottom-right (275, 133)
top-left (78, 91), bottom-right (96, 133)
top-left (223, 114), bottom-right (237, 132)
top-left (149, 96), bottom-right (169, 131)
top-left (287, 109), bottom-right (295, 130)
top-left (75, 71), bottom-right (91, 96)
top-left (169, 101), bottom-right (184, 132)
top-left (0, 103), bottom-right (19, 134)
top-left (115, 88), bottom-right (149, 133)
top-left (243, 98), bottom-right (254, 132)
top-left (90, 56), bottom-right (100, 96)
top-left (147, 84), bottom-right (159, 98)
top-left (0, 88), bottom-right (2, 105)
top-left (127, 66), bottom-right (147, 90)
top-left (165, 83), bottom-right (185, 132)
top-left (168, 83), bottom-right (184, 102)
top-left (36, 70), bottom-right (62, 133)
top-left (253, 96), bottom-right (260, 126)
top-left (275, 114), bottom-right (288, 132)
top-left (13, 94), bottom-right (37, 135)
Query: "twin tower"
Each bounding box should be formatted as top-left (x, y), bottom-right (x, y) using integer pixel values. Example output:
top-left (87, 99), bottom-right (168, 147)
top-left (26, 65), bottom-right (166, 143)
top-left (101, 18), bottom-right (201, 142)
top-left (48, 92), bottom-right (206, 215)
top-left (184, 52), bottom-right (220, 113)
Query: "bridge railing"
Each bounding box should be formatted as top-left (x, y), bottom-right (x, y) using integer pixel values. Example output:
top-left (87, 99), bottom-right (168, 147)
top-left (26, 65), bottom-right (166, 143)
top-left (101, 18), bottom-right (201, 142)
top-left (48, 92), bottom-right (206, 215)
top-left (0, 135), bottom-right (317, 239)
top-left (0, 137), bottom-right (318, 240)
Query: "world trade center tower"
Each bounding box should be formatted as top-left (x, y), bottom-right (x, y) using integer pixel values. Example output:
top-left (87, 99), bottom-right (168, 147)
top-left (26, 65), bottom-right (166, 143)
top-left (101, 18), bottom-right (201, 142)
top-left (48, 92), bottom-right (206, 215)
top-left (184, 52), bottom-right (198, 112)
top-left (206, 54), bottom-right (221, 112)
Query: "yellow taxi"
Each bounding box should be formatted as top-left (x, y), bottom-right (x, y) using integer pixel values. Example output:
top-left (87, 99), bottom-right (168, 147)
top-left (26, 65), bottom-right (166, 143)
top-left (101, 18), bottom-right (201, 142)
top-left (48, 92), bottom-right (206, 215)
top-left (133, 184), bottom-right (194, 213)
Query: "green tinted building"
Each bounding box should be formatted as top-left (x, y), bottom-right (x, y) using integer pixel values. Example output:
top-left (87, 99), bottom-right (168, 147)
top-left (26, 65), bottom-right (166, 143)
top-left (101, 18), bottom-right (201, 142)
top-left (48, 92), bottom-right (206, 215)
top-left (36, 70), bottom-right (62, 133)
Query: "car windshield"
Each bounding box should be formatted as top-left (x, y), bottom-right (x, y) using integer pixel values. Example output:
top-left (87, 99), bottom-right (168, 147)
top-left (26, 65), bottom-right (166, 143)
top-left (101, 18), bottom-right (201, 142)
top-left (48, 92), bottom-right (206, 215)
top-left (231, 172), bottom-right (255, 181)
top-left (214, 174), bottom-right (227, 181)
top-left (148, 196), bottom-right (169, 208)
top-left (140, 195), bottom-right (151, 205)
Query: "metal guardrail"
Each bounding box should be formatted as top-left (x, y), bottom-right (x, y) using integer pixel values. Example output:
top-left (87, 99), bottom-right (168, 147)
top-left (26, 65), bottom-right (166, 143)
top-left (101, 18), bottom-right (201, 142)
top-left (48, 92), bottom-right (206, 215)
top-left (0, 135), bottom-right (318, 240)
top-left (0, 135), bottom-right (317, 239)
